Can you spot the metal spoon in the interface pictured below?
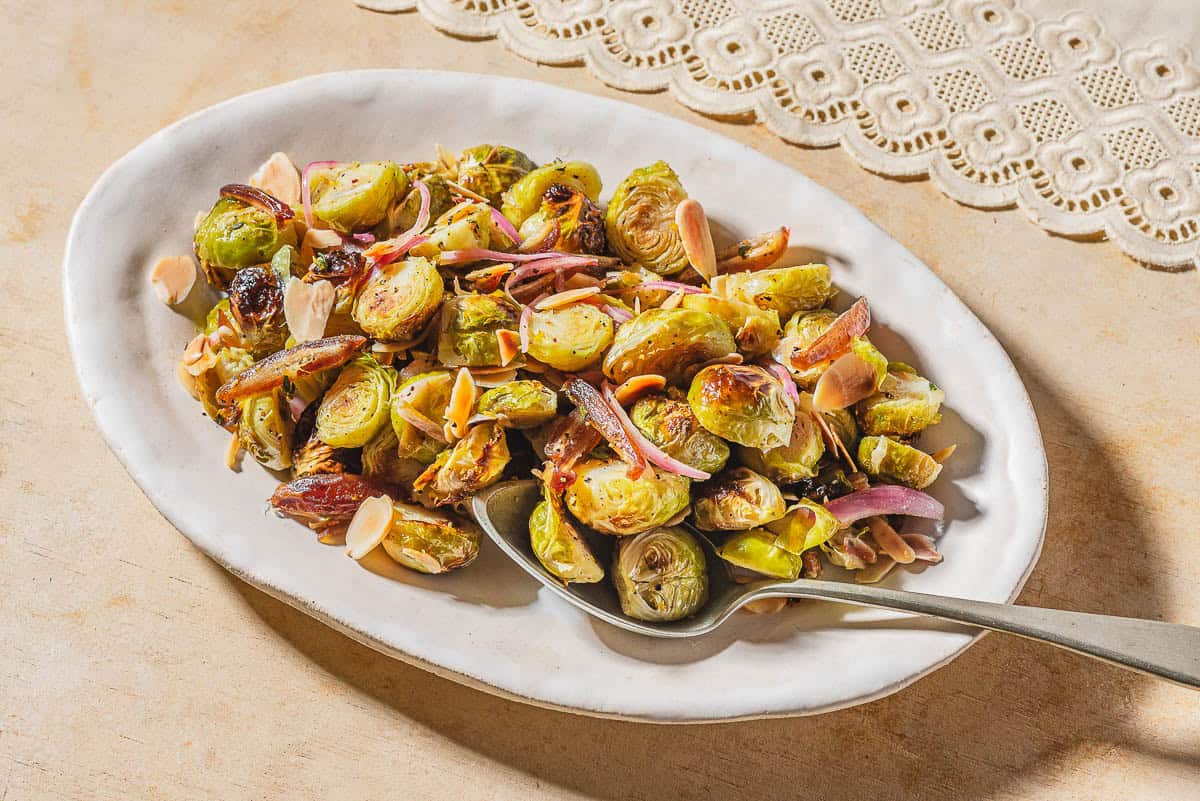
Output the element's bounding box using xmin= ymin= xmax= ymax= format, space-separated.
xmin=471 ymin=480 xmax=1200 ymax=689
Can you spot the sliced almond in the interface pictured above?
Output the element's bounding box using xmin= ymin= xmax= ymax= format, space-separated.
xmin=248 ymin=152 xmax=301 ymax=208
xmin=446 ymin=368 xmax=477 ymax=440
xmin=444 ymin=178 xmax=490 ymax=204
xmin=716 ymin=226 xmax=789 ymax=274
xmin=931 ymin=444 xmax=958 ymax=463
xmin=224 ymin=433 xmax=243 ymax=472
xmin=345 ymin=495 xmax=395 ymax=560
xmin=612 ymin=374 xmax=667 ymax=406
xmin=372 ymin=341 xmax=409 ymax=354
xmin=283 ymin=277 xmax=335 ymax=344
xmin=707 ymin=274 xmax=728 ymax=297
xmin=743 ymin=597 xmax=788 ymax=615
xmin=675 ymin=199 xmax=716 ymax=279
xmin=401 ymin=547 xmax=445 ymax=575
xmin=659 ymin=289 xmax=686 ymax=310
xmin=535 ymin=286 xmax=602 ymax=310
xmin=182 ymin=333 xmax=220 ymax=377
xmin=471 ymin=367 xmax=518 ymax=387
xmin=300 ymin=227 xmax=344 ymax=264
xmin=435 ymin=142 xmax=458 ymax=173
xmin=855 ymin=555 xmax=898 ymax=584
xmin=812 ymin=352 xmax=877 ymax=411
xmin=496 ymin=329 xmax=522 ymax=366
xmin=866 ymin=516 xmax=916 ymax=564
xmin=150 ymin=256 xmax=197 ymax=305
xmin=562 ymin=273 xmax=603 ymax=290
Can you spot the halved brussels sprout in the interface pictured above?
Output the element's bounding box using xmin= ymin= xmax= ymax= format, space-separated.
xmin=194 ymin=197 xmax=297 ymax=286
xmin=310 ymin=161 xmax=407 ymax=233
xmin=381 ymin=502 xmax=480 ymax=574
xmin=413 ymin=421 xmax=511 ymax=506
xmin=527 ymin=303 xmax=614 ymax=372
xmin=858 ymin=435 xmax=942 ymax=489
xmin=629 ymin=395 xmax=730 ymax=475
xmin=455 ymin=144 xmax=535 ymax=204
xmin=192 ymin=345 xmax=255 ymax=424
xmin=564 ymin=457 xmax=691 ymax=536
xmin=410 ymin=201 xmax=493 ymax=258
xmin=857 ymin=365 xmax=944 ymax=436
xmin=716 ymin=528 xmax=804 ymax=580
xmin=352 ymin=256 xmax=444 ymax=342
xmin=765 ymin=499 xmax=840 ymax=555
xmin=314 ymin=355 xmax=395 ymax=448
xmin=605 ymin=161 xmax=689 ymax=275
xmin=437 ymin=292 xmax=522 ymax=367
xmin=691 ymin=467 xmax=786 ymax=531
xmin=529 ymin=483 xmax=604 ymax=584
xmin=291 ymin=430 xmax=344 ymax=479
xmin=390 ymin=370 xmax=454 ymax=464
xmin=238 ymin=389 xmax=294 ymax=470
xmin=687 ymin=364 xmax=795 ymax=450
xmin=518 ymin=184 xmax=607 ymax=254
xmin=721 ymin=264 xmax=835 ymax=319
xmin=681 ymin=293 xmax=781 ymax=357
xmin=602 ymin=308 xmax=735 ymax=386
xmin=851 ymin=337 xmax=888 ymax=389
xmin=738 ymin=393 xmax=825 ymax=482
xmin=781 ymin=309 xmax=838 ymax=389
xmin=502 ymin=160 xmax=602 ymax=226
xmin=386 ymin=173 xmax=454 ymax=235
xmin=613 ymin=526 xmax=708 ymax=622
xmin=226 ymin=265 xmax=288 ymax=356
xmin=362 ymin=425 xmax=426 ymax=486
xmin=476 ymin=380 xmax=558 ymax=429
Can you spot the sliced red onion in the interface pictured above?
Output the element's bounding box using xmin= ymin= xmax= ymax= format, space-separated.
xmin=399 ymin=180 xmax=432 ymax=242
xmin=518 ymin=302 xmax=535 ymax=353
xmin=765 ymin=362 xmax=799 ymax=405
xmin=288 ymin=392 xmax=312 ymax=422
xmin=601 ymin=383 xmax=710 ymax=480
xmin=220 ymin=184 xmax=295 ymax=225
xmin=301 ymin=161 xmax=343 ymax=229
xmin=825 ymin=486 xmax=944 ymax=526
xmin=440 ymin=248 xmax=594 ymax=265
xmin=489 ymin=207 xmax=522 ymax=246
xmin=602 ymin=304 xmax=633 ymax=323
xmin=636 ymin=280 xmax=706 ymax=294
xmin=366 ymin=235 xmax=429 ymax=268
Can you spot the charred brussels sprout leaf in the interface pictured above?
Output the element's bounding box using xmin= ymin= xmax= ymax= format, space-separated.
xmin=238 ymin=389 xmax=294 ymax=471
xmin=437 ymin=292 xmax=522 ymax=367
xmin=518 ymin=184 xmax=607 ymax=255
xmin=314 ymin=356 xmax=396 ymax=448
xmin=352 ymin=256 xmax=443 ymax=343
xmin=194 ymin=197 xmax=297 ymax=286
xmin=613 ymin=527 xmax=708 ymax=622
xmin=765 ymin=499 xmax=840 ymax=555
xmin=629 ymin=395 xmax=730 ymax=475
xmin=390 ymin=370 xmax=454 ymax=464
xmin=721 ymin=264 xmax=835 ymax=319
xmin=857 ymin=365 xmax=944 ymax=436
xmin=414 ymin=422 xmax=510 ymax=507
xmin=602 ymin=308 xmax=735 ymax=386
xmin=681 ymin=293 xmax=781 ymax=358
xmin=738 ymin=393 xmax=825 ymax=483
xmin=311 ymin=161 xmax=407 ymax=233
xmin=528 ymin=303 xmax=614 ymax=372
xmin=716 ymin=528 xmax=804 ymax=580
xmin=688 ymin=364 xmax=796 ymax=450
xmin=455 ymin=144 xmax=535 ymax=205
xmin=529 ymin=484 xmax=604 ymax=584
xmin=857 ymin=435 xmax=942 ymax=489
xmin=605 ymin=161 xmax=689 ymax=275
xmin=502 ymin=160 xmax=602 ymax=227
xmin=564 ymin=458 xmax=691 ymax=536
xmin=381 ymin=502 xmax=481 ymax=574
xmin=477 ymin=380 xmax=558 ymax=429
xmin=691 ymin=467 xmax=786 ymax=531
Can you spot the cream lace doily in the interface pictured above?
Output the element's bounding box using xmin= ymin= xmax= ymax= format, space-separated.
xmin=360 ymin=0 xmax=1200 ymax=271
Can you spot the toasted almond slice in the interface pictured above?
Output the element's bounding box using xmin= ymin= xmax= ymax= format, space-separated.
xmin=812 ymin=352 xmax=877 ymax=411
xmin=866 ymin=516 xmax=916 ymax=564
xmin=445 ymin=178 xmax=489 ymax=204
xmin=708 ymin=274 xmax=728 ymax=297
xmin=446 ymin=368 xmax=477 ymax=439
xmin=675 ymin=199 xmax=716 ymax=279
xmin=535 ymin=286 xmax=602 ymax=310
xmin=931 ymin=444 xmax=958 ymax=463
xmin=562 ymin=273 xmax=603 ymax=290
xmin=345 ymin=495 xmax=395 ymax=560
xmin=300 ymin=227 xmax=343 ymax=264
xmin=743 ymin=597 xmax=788 ymax=615
xmin=393 ymin=406 xmax=449 ymax=443
xmin=283 ymin=277 xmax=335 ymax=344
xmin=613 ymin=374 xmax=667 ymax=406
xmin=496 ymin=329 xmax=522 ymax=366
xmin=225 ymin=433 xmax=242 ymax=472
xmin=182 ymin=334 xmax=220 ymax=377
xmin=317 ymin=530 xmax=346 ymax=546
xmin=248 ymin=152 xmax=301 ymax=208
xmin=659 ymin=289 xmax=686 ymax=310
xmin=435 ymin=143 xmax=458 ymax=173
xmin=150 ymin=256 xmax=197 ymax=305
xmin=372 ymin=341 xmax=408 ymax=354
xmin=855 ymin=555 xmax=898 ymax=584
xmin=471 ymin=367 xmax=518 ymax=387
xmin=401 ymin=547 xmax=445 ymax=574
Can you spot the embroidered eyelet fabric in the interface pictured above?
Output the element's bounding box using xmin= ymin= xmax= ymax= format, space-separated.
xmin=359 ymin=0 xmax=1200 ymax=270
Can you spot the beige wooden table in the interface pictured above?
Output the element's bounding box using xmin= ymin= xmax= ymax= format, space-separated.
xmin=3 ymin=3 xmax=1198 ymax=799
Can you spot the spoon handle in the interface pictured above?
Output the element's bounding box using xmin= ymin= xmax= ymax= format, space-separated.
xmin=760 ymin=581 xmax=1200 ymax=688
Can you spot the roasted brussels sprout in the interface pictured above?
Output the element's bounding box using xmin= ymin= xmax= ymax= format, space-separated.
xmin=518 ymin=183 xmax=607 ymax=254
xmin=352 ymin=256 xmax=443 ymax=343
xmin=455 ymin=144 xmax=535 ymax=204
xmin=381 ymin=502 xmax=481 ymax=574
xmin=390 ymin=370 xmax=453 ymax=464
xmin=386 ymin=173 xmax=454 ymax=235
xmin=191 ymin=345 xmax=255 ymax=424
xmin=857 ymin=365 xmax=944 ymax=436
xmin=858 ymin=435 xmax=942 ymax=489
xmin=314 ymin=355 xmax=396 ymax=448
xmin=738 ymin=393 xmax=825 ymax=483
xmin=613 ymin=527 xmax=708 ymax=621
xmin=310 ymin=161 xmax=407 ymax=233
xmin=362 ymin=425 xmax=426 ymax=486
xmin=629 ymin=395 xmax=730 ymax=475
xmin=227 ymin=265 xmax=288 ymax=356
xmin=501 ymin=160 xmax=602 ymax=227
xmin=765 ymin=499 xmax=840 ymax=555
xmin=602 ymin=308 xmax=735 ymax=386
xmin=720 ymin=264 xmax=835 ymax=319
xmin=605 ymin=161 xmax=689 ymax=275
xmin=437 ymin=292 xmax=522 ymax=367
xmin=238 ymin=389 xmax=294 ymax=470
xmin=781 ymin=309 xmax=838 ymax=389
xmin=716 ymin=528 xmax=804 ymax=580
xmin=529 ymin=483 xmax=604 ymax=584
xmin=681 ymin=293 xmax=781 ymax=358
xmin=476 ymin=380 xmax=558 ymax=429
xmin=194 ymin=196 xmax=297 ymax=286
xmin=413 ymin=421 xmax=511 ymax=506
xmin=688 ymin=364 xmax=796 ymax=450
xmin=691 ymin=467 xmax=786 ymax=531
xmin=411 ymin=201 xmax=493 ymax=258
xmin=527 ymin=303 xmax=614 ymax=372
xmin=564 ymin=457 xmax=691 ymax=536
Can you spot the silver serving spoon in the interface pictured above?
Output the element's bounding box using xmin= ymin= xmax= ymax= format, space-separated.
xmin=471 ymin=480 xmax=1200 ymax=688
